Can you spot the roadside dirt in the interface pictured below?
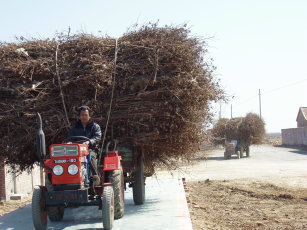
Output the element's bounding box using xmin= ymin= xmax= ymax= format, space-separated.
xmin=262 ymin=135 xmax=282 ymax=146
xmin=186 ymin=179 xmax=307 ymax=230
xmin=0 ymin=195 xmax=31 ymax=217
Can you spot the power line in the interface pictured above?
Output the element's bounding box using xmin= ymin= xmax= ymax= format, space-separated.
xmin=234 ymin=78 xmax=307 ymax=105
xmin=217 ymin=78 xmax=307 ymax=119
xmin=263 ymin=78 xmax=307 ymax=95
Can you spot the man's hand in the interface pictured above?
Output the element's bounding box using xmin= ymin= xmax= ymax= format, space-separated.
xmin=83 ymin=141 xmax=90 ymax=145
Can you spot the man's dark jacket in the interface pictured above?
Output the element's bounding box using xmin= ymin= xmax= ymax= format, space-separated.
xmin=68 ymin=120 xmax=102 ymax=146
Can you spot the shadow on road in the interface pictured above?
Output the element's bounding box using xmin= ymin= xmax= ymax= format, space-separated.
xmin=275 ymin=145 xmax=307 ymax=155
xmin=205 ymin=156 xmax=249 ymax=161
xmin=289 ymin=150 xmax=307 ymax=156
xmin=192 ymin=156 xmax=229 ymax=161
xmin=124 ymin=198 xmax=160 ymax=216
xmin=0 ymin=197 xmax=160 ymax=230
xmin=206 ymin=156 xmax=226 ymax=161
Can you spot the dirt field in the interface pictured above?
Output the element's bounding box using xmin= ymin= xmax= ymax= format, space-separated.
xmin=157 ymin=144 xmax=307 ymax=229
xmin=0 ymin=195 xmax=31 ymax=217
xmin=186 ymin=179 xmax=307 ymax=230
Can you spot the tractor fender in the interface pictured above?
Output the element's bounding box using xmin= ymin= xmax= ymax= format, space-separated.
xmin=104 ymin=151 xmax=122 ymax=171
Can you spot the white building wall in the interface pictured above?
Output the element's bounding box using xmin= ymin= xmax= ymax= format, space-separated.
xmin=5 ymin=164 xmax=42 ymax=200
xmin=282 ymin=127 xmax=307 ymax=145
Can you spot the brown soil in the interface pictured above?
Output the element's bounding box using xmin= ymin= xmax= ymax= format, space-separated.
xmin=186 ymin=180 xmax=307 ymax=230
xmin=0 ymin=195 xmax=31 ymax=216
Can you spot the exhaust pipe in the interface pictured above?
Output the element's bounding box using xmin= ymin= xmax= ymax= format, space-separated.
xmin=36 ymin=113 xmax=51 ymax=171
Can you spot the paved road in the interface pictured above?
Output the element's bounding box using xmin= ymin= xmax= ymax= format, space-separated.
xmin=159 ymin=145 xmax=307 ymax=188
xmin=0 ymin=178 xmax=192 ymax=230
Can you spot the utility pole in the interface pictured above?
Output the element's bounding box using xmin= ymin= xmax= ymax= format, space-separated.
xmin=259 ymin=89 xmax=262 ymax=119
xmin=231 ymin=104 xmax=233 ymax=119
xmin=219 ymin=101 xmax=222 ymax=119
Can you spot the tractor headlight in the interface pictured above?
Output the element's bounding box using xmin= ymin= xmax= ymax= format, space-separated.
xmin=53 ymin=165 xmax=64 ymax=176
xmin=68 ymin=164 xmax=78 ymax=175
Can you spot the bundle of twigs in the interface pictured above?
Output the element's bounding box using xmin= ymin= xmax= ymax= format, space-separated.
xmin=211 ymin=113 xmax=265 ymax=145
xmin=0 ymin=24 xmax=222 ymax=171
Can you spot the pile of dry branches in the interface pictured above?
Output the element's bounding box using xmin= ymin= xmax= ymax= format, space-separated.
xmin=0 ymin=24 xmax=222 ymax=171
xmin=211 ymin=113 xmax=265 ymax=145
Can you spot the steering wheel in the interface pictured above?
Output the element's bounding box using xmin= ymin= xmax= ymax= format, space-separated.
xmin=68 ymin=136 xmax=90 ymax=144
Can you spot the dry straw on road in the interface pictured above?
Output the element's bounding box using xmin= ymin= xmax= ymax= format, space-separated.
xmin=0 ymin=24 xmax=223 ymax=171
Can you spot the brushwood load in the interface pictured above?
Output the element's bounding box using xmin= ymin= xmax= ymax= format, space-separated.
xmin=0 ymin=24 xmax=223 ymax=172
xmin=211 ymin=113 xmax=265 ymax=158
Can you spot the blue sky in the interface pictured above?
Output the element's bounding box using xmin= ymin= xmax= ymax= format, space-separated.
xmin=1 ymin=0 xmax=306 ymax=132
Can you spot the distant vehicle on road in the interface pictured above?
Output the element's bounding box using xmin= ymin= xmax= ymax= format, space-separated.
xmin=224 ymin=140 xmax=250 ymax=159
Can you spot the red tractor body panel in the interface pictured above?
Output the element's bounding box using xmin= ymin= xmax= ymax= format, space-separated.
xmin=44 ymin=144 xmax=122 ymax=186
xmin=52 ymin=157 xmax=83 ymax=185
xmin=49 ymin=143 xmax=89 ymax=157
xmin=46 ymin=144 xmax=89 ymax=185
xmin=104 ymin=151 xmax=122 ymax=171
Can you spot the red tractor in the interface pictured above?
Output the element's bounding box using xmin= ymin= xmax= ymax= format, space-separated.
xmin=32 ymin=114 xmax=125 ymax=230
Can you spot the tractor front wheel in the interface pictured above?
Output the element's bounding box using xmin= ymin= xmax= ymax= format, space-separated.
xmin=110 ymin=165 xmax=125 ymax=219
xmin=48 ymin=206 xmax=64 ymax=221
xmin=102 ymin=186 xmax=114 ymax=230
xmin=32 ymin=188 xmax=47 ymax=230
xmin=132 ymin=158 xmax=145 ymax=205
xmin=224 ymin=152 xmax=230 ymax=159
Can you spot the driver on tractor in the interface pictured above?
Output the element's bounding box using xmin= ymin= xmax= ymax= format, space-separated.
xmin=68 ymin=106 xmax=101 ymax=146
xmin=67 ymin=106 xmax=102 ymax=181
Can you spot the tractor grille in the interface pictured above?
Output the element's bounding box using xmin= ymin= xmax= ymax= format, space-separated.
xmin=52 ymin=145 xmax=78 ymax=157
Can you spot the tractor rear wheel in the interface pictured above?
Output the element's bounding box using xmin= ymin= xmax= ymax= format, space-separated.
xmin=102 ymin=186 xmax=114 ymax=230
xmin=237 ymin=150 xmax=241 ymax=159
xmin=132 ymin=158 xmax=145 ymax=205
xmin=246 ymin=146 xmax=250 ymax=157
xmin=47 ymin=206 xmax=64 ymax=221
xmin=239 ymin=146 xmax=244 ymax=158
xmin=110 ymin=165 xmax=125 ymax=219
xmin=32 ymin=188 xmax=47 ymax=230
